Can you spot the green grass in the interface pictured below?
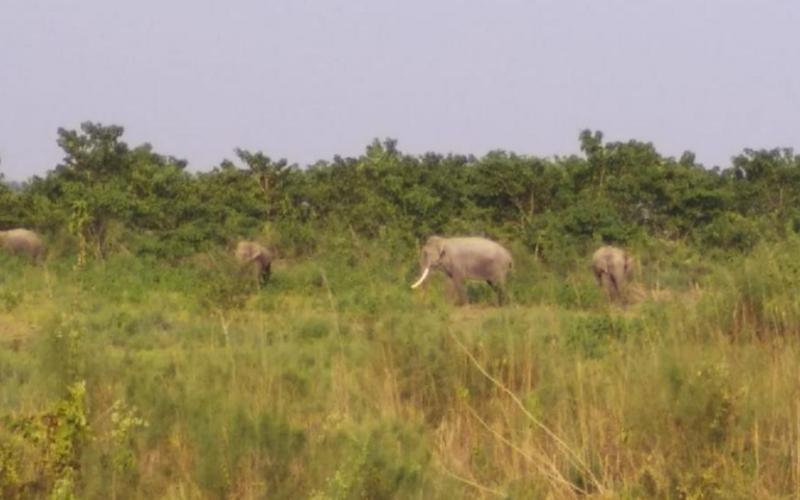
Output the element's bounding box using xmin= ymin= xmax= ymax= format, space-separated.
xmin=2 ymin=239 xmax=800 ymax=498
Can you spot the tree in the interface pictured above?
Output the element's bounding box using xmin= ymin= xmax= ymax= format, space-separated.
xmin=39 ymin=122 xmax=190 ymax=258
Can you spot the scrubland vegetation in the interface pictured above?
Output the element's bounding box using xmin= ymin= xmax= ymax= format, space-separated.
xmin=2 ymin=124 xmax=800 ymax=498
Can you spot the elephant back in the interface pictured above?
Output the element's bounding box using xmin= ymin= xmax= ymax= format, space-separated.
xmin=0 ymin=228 xmax=44 ymax=260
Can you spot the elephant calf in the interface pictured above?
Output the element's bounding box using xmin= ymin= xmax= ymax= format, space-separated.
xmin=411 ymin=236 xmax=513 ymax=305
xmin=0 ymin=228 xmax=44 ymax=262
xmin=234 ymin=241 xmax=272 ymax=286
xmin=592 ymin=245 xmax=633 ymax=303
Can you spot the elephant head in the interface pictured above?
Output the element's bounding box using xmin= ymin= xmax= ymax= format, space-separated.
xmin=591 ymin=245 xmax=634 ymax=302
xmin=234 ymin=240 xmax=272 ymax=285
xmin=411 ymin=236 xmax=447 ymax=289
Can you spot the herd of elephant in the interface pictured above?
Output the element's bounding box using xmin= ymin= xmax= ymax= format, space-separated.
xmin=1 ymin=229 xmax=633 ymax=305
xmin=408 ymin=236 xmax=632 ymax=305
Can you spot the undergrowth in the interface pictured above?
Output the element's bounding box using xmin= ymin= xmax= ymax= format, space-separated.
xmin=2 ymin=238 xmax=800 ymax=498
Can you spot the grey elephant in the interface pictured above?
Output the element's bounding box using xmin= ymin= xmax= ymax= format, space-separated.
xmin=234 ymin=240 xmax=272 ymax=285
xmin=0 ymin=228 xmax=44 ymax=261
xmin=592 ymin=245 xmax=633 ymax=303
xmin=411 ymin=236 xmax=513 ymax=305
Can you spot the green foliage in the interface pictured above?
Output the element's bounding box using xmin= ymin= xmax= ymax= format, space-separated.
xmin=0 ymin=175 xmax=23 ymax=229
xmin=109 ymin=400 xmax=148 ymax=476
xmin=195 ymin=249 xmax=260 ymax=312
xmin=697 ymin=212 xmax=765 ymax=251
xmin=310 ymin=424 xmax=428 ymax=500
xmin=668 ymin=361 xmax=737 ymax=447
xmin=0 ymin=289 xmax=22 ymax=312
xmin=2 ymin=381 xmax=88 ymax=499
xmin=2 ymin=239 xmax=800 ymax=497
xmin=696 ymin=237 xmax=800 ymax=339
xmin=39 ymin=314 xmax=88 ymax=386
xmin=6 ymin=125 xmax=800 ymax=498
xmin=10 ymin=124 xmax=800 ymax=261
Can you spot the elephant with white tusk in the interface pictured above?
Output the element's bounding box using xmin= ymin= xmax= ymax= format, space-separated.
xmin=0 ymin=228 xmax=44 ymax=262
xmin=592 ymin=245 xmax=634 ymax=303
xmin=411 ymin=236 xmax=513 ymax=305
xmin=234 ymin=240 xmax=272 ymax=286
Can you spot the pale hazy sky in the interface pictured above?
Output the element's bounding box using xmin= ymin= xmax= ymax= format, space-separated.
xmin=1 ymin=0 xmax=799 ymax=180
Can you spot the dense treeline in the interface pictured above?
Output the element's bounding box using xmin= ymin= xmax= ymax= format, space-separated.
xmin=3 ymin=122 xmax=799 ymax=260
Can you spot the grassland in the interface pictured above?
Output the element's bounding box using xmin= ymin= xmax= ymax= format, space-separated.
xmin=2 ymin=237 xmax=800 ymax=499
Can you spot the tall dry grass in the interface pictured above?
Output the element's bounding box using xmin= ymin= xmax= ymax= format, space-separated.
xmin=2 ymin=238 xmax=800 ymax=498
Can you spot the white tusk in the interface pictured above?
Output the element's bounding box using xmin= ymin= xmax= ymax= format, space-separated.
xmin=411 ymin=267 xmax=430 ymax=289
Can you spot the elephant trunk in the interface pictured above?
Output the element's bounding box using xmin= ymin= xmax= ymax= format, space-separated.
xmin=411 ymin=267 xmax=430 ymax=289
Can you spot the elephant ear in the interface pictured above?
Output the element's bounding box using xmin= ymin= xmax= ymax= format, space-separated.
xmin=245 ymin=249 xmax=261 ymax=262
xmin=435 ymin=239 xmax=448 ymax=260
xmin=425 ymin=236 xmax=446 ymax=259
xmin=438 ymin=241 xmax=454 ymax=268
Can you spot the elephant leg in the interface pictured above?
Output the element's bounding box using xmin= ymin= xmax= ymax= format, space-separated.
xmin=608 ymin=273 xmax=621 ymax=301
xmin=448 ymin=276 xmax=467 ymax=305
xmin=252 ymin=266 xmax=262 ymax=289
xmin=498 ymin=285 xmax=508 ymax=306
xmin=594 ymin=271 xmax=603 ymax=288
xmin=612 ymin=273 xmax=627 ymax=304
xmin=261 ymin=263 xmax=272 ymax=285
xmin=487 ymin=280 xmax=507 ymax=306
xmin=600 ymin=273 xmax=615 ymax=301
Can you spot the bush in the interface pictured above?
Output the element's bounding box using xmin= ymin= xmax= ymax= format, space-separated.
xmin=696 ymin=238 xmax=800 ymax=339
xmin=697 ymin=213 xmax=764 ymax=252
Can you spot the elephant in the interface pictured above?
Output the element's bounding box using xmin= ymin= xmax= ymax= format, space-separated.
xmin=411 ymin=236 xmax=513 ymax=305
xmin=234 ymin=240 xmax=272 ymax=286
xmin=0 ymin=228 xmax=44 ymax=261
xmin=592 ymin=245 xmax=633 ymax=303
